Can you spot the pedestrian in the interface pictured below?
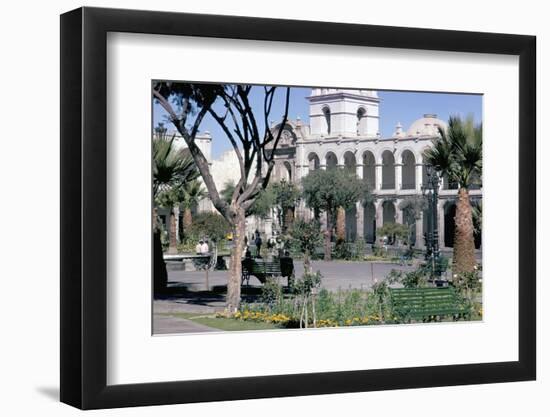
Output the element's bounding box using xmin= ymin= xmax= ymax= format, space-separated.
xmin=195 ymin=240 xmax=203 ymax=255
xmin=255 ymin=233 xmax=262 ymax=258
xmin=201 ymin=239 xmax=210 ymax=254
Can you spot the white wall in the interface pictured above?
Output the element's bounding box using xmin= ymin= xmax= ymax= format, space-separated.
xmin=0 ymin=0 xmax=546 ymax=416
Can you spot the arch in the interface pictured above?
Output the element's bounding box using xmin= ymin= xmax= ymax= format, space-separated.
xmin=363 ymin=202 xmax=376 ymax=243
xmin=420 ymin=147 xmax=431 ymax=187
xmin=472 ymin=199 xmax=482 ymax=249
xmin=401 ymin=149 xmax=416 ymax=190
xmin=381 ymin=150 xmax=395 ymax=190
xmin=343 ymin=150 xmax=356 ymax=173
xmin=382 ymin=200 xmax=396 ymax=224
xmin=325 ymin=151 xmax=338 ymax=170
xmin=443 ymin=201 xmax=456 ymax=248
xmin=362 ymin=150 xmax=376 ymax=189
xmin=273 ymin=162 xmax=290 ymax=182
xmin=283 ymin=161 xmax=292 ymax=182
xmin=345 ymin=205 xmax=357 ymax=242
xmin=308 ymin=152 xmax=320 ymax=171
xmin=322 ymin=105 xmax=331 ymax=134
xmin=402 ymin=204 xmax=417 ymax=245
xmin=443 ymin=174 xmax=459 ymax=190
xmin=356 ymin=106 xmax=367 ymax=135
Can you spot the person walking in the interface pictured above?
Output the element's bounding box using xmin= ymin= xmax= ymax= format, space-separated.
xmin=255 ymin=232 xmax=262 ymax=258
xmin=201 ymin=239 xmax=210 ymax=254
xmin=195 ymin=240 xmax=203 ymax=255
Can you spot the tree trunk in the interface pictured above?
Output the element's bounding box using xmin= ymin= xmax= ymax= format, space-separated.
xmin=153 ymin=207 xmax=168 ymax=294
xmin=183 ymin=207 xmax=193 ymax=237
xmin=168 ymin=207 xmax=178 ymax=254
xmin=283 ymin=206 xmax=294 ymax=233
xmin=226 ymin=209 xmax=246 ymax=313
xmin=453 ymin=187 xmax=477 ymax=274
xmin=336 ymin=207 xmax=346 ymax=243
xmin=324 ymin=209 xmax=333 ymax=261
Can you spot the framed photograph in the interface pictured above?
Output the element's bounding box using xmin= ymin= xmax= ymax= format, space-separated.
xmin=60 ymin=6 xmax=536 ymax=410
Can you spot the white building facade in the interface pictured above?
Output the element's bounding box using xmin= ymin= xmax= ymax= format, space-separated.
xmin=264 ymin=88 xmax=482 ymax=250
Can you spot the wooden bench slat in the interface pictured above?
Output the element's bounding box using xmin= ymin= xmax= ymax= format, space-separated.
xmin=389 ymin=287 xmax=467 ymax=321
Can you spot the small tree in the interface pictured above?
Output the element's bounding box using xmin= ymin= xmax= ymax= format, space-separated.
xmin=289 ymin=219 xmax=324 ymax=273
xmin=399 ymin=196 xmax=428 ymax=245
xmin=302 ymin=169 xmax=370 ymax=260
xmin=188 ymin=212 xmax=231 ymax=243
xmin=180 ymin=180 xmax=206 ymax=236
xmin=156 ymin=187 xmax=183 ymax=254
xmin=377 ymin=223 xmax=410 ymax=246
xmin=272 ymin=179 xmax=301 ymax=233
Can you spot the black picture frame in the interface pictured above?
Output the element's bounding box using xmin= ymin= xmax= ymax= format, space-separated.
xmin=60 ymin=6 xmax=536 ymax=410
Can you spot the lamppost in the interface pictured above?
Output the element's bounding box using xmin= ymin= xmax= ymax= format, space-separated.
xmin=421 ymin=164 xmax=441 ymax=281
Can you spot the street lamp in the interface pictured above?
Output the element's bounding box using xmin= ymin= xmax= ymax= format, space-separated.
xmin=421 ymin=164 xmax=442 ymax=282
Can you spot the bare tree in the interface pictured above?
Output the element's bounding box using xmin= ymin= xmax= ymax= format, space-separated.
xmin=152 ymin=82 xmax=290 ymax=312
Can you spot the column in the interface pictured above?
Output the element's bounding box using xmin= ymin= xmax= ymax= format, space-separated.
xmin=395 ymin=163 xmax=402 ymax=191
xmin=395 ymin=200 xmax=403 ymax=224
xmin=356 ymin=202 xmax=364 ymax=240
xmin=415 ymin=163 xmax=423 ymax=192
xmin=355 ymin=163 xmax=365 ymax=240
xmin=375 ymin=200 xmax=383 ymax=226
xmin=356 ymin=164 xmax=364 ymax=180
xmin=375 ymin=164 xmax=383 ymax=191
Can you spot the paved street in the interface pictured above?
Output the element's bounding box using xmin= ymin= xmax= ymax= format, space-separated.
xmin=165 ymin=259 xmax=416 ymax=293
xmin=153 ymin=314 xmax=216 ymax=335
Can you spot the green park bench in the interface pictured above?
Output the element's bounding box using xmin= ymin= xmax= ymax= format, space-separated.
xmin=389 ymin=287 xmax=469 ymax=322
xmin=241 ymin=257 xmax=294 ymax=287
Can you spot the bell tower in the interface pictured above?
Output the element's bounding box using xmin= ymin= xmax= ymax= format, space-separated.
xmin=308 ymin=88 xmax=380 ymax=138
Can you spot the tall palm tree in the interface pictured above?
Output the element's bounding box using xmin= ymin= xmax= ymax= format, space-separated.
xmin=180 ymin=179 xmax=207 ymax=235
xmin=153 ymin=126 xmax=199 ymax=198
xmin=152 ymin=124 xmax=200 ymax=291
xmin=424 ymin=115 xmax=482 ymax=274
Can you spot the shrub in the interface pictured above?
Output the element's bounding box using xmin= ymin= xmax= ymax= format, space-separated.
xmin=376 ymin=223 xmax=409 ymax=245
xmin=386 ymin=268 xmax=429 ymax=289
xmin=288 ymin=219 xmax=323 ymax=270
xmin=354 ymin=238 xmax=367 ymax=260
xmin=187 ymin=212 xmax=231 ymax=242
xmin=333 ymin=241 xmax=354 ymax=260
xmin=260 ymin=278 xmax=284 ymax=308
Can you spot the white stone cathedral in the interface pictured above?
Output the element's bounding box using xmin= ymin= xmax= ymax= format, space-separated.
xmin=166 ymin=88 xmax=482 ymax=251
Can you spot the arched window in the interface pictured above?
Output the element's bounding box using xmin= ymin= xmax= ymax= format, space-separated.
xmin=381 ymin=150 xmax=395 ymax=190
xmin=322 ymin=106 xmax=331 ymax=134
xmin=283 ymin=161 xmax=292 ymax=181
xmin=325 ymin=152 xmax=338 ymax=170
xmin=382 ymin=201 xmax=396 ymax=224
xmin=308 ymin=153 xmax=320 ymax=171
xmin=356 ymin=107 xmax=367 ymax=135
xmin=401 ymin=150 xmax=416 ymax=190
xmin=343 ymin=151 xmax=356 ymax=174
xmin=362 ymin=151 xmax=376 ymax=189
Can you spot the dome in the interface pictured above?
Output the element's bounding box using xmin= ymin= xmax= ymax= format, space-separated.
xmin=406 ymin=114 xmax=447 ymax=137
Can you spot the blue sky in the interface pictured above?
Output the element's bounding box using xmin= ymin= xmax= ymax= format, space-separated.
xmin=153 ymin=85 xmax=482 ymax=159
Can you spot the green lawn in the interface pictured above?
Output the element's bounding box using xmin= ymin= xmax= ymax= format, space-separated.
xmin=160 ymin=312 xmax=280 ymax=331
